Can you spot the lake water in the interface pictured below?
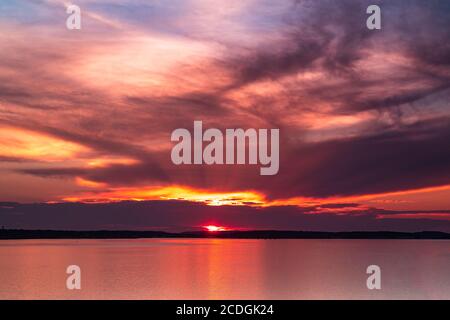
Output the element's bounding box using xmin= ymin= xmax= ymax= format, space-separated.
xmin=0 ymin=239 xmax=449 ymax=299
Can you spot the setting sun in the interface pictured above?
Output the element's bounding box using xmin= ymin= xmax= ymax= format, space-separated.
xmin=203 ymin=225 xmax=227 ymax=232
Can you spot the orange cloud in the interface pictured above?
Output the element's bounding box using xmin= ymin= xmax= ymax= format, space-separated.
xmin=0 ymin=126 xmax=89 ymax=161
xmin=61 ymin=183 xmax=450 ymax=214
xmin=75 ymin=177 xmax=107 ymax=189
xmin=62 ymin=185 xmax=266 ymax=206
xmin=86 ymin=157 xmax=138 ymax=168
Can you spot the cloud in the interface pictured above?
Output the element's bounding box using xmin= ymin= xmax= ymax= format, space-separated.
xmin=1 ymin=0 xmax=450 ymax=213
xmin=2 ymin=200 xmax=450 ymax=232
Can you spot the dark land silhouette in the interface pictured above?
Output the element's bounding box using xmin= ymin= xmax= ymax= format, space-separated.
xmin=1 ymin=229 xmax=450 ymax=240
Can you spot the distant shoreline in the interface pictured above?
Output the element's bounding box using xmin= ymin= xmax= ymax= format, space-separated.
xmin=1 ymin=229 xmax=450 ymax=240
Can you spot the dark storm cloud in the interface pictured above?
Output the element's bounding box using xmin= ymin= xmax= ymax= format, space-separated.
xmin=16 ymin=116 xmax=450 ymax=199
xmin=17 ymin=167 xmax=87 ymax=178
xmin=265 ymin=117 xmax=450 ymax=198
xmin=72 ymin=117 xmax=450 ymax=198
xmin=230 ymin=39 xmax=325 ymax=87
xmin=1 ymin=200 xmax=450 ymax=232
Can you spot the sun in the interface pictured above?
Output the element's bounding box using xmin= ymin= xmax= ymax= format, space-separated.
xmin=203 ymin=225 xmax=227 ymax=232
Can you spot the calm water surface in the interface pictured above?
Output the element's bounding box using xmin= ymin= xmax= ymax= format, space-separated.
xmin=0 ymin=239 xmax=449 ymax=299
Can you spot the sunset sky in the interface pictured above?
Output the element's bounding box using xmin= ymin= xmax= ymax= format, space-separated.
xmin=1 ymin=0 xmax=450 ymax=232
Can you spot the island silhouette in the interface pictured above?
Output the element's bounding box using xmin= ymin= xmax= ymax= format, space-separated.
xmin=1 ymin=229 xmax=450 ymax=240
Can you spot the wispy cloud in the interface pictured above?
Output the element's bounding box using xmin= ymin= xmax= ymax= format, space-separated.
xmin=1 ymin=0 xmax=450 ymax=229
